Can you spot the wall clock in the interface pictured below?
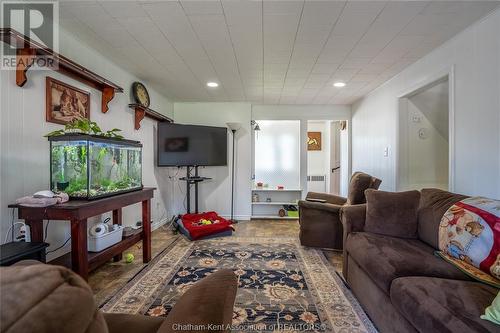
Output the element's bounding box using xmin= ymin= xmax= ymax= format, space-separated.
xmin=132 ymin=82 xmax=150 ymax=108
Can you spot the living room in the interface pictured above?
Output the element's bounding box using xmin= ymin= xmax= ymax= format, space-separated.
xmin=0 ymin=1 xmax=499 ymax=333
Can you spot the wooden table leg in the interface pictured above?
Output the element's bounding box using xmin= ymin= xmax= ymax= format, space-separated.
xmin=142 ymin=199 xmax=151 ymax=263
xmin=112 ymin=209 xmax=123 ymax=262
xmin=25 ymin=219 xmax=44 ymax=242
xmin=71 ymin=219 xmax=88 ymax=280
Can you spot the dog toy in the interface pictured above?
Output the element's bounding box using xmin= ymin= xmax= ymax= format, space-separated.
xmin=125 ymin=253 xmax=135 ymax=263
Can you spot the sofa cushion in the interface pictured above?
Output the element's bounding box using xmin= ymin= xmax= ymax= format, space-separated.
xmin=365 ymin=189 xmax=421 ymax=238
xmin=390 ymin=276 xmax=499 ymax=333
xmin=345 ymin=232 xmax=471 ymax=294
xmin=346 ymin=172 xmax=381 ymax=205
xmin=418 ymin=188 xmax=468 ymax=249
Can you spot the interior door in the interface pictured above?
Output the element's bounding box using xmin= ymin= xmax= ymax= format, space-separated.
xmin=330 ymin=122 xmax=341 ymax=195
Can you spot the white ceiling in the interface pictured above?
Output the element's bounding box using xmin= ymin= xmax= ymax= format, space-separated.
xmin=59 ymin=1 xmax=500 ymax=105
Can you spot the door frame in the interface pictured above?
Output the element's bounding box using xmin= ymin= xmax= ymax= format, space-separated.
xmin=395 ymin=65 xmax=455 ymax=191
xmin=329 ymin=121 xmax=341 ymax=195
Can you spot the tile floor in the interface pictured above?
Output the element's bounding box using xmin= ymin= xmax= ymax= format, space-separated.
xmin=89 ymin=219 xmax=343 ymax=305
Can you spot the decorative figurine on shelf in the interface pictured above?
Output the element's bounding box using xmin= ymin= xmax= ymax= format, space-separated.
xmin=252 ymin=193 xmax=259 ymax=202
xmin=256 ymin=182 xmax=263 ymax=187
xmin=266 ymin=198 xmax=272 ymax=202
xmin=277 ymin=185 xmax=284 ymax=190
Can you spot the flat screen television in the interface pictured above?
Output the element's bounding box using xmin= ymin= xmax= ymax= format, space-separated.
xmin=157 ymin=123 xmax=228 ymax=167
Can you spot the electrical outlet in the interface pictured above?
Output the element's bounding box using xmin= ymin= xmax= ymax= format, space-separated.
xmin=383 ymin=147 xmax=389 ymax=157
xmin=19 ymin=224 xmax=30 ymax=242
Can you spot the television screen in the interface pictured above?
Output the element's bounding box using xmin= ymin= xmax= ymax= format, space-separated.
xmin=157 ymin=123 xmax=228 ymax=166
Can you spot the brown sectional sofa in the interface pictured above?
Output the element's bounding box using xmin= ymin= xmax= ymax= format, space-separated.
xmin=340 ymin=188 xmax=499 ymax=333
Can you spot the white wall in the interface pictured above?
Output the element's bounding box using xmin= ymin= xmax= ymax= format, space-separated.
xmin=172 ymin=103 xmax=252 ymax=220
xmin=252 ymin=104 xmax=350 ymax=121
xmin=340 ymin=125 xmax=349 ymax=197
xmin=168 ymin=103 xmax=351 ymax=218
xmin=405 ymin=99 xmax=449 ymax=190
xmin=0 ymin=27 xmax=174 ymax=259
xmin=253 ymin=105 xmax=351 ymax=197
xmin=307 ymin=121 xmax=329 ymax=177
xmin=351 ymin=9 xmax=500 ymax=198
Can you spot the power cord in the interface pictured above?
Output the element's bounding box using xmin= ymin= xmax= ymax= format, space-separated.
xmin=168 ymin=166 xmax=187 ymax=212
xmin=10 ymin=209 xmax=14 ymax=242
xmin=44 ymin=220 xmax=50 ymax=241
xmin=4 ymin=222 xmax=26 ymax=243
xmin=46 ymin=237 xmax=71 ymax=255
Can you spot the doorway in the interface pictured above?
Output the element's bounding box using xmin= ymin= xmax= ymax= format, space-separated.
xmin=398 ymin=75 xmax=452 ymax=191
xmin=306 ymin=120 xmax=347 ymax=195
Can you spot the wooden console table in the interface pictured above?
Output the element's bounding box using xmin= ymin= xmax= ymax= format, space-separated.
xmin=9 ymin=188 xmax=155 ymax=280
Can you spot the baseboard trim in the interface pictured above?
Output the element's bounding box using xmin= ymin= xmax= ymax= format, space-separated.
xmin=219 ymin=215 xmax=251 ymax=221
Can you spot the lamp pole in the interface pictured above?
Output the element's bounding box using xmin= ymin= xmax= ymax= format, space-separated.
xmin=226 ymin=122 xmax=241 ymax=223
xmin=231 ymin=129 xmax=236 ymax=223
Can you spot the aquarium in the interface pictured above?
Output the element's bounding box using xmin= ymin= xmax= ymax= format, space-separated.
xmin=49 ymin=134 xmax=143 ymax=199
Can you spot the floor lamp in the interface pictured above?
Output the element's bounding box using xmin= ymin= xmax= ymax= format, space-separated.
xmin=226 ymin=122 xmax=241 ymax=223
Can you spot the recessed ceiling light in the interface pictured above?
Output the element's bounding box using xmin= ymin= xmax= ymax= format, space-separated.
xmin=207 ymin=82 xmax=219 ymax=88
xmin=333 ymin=82 xmax=346 ymax=88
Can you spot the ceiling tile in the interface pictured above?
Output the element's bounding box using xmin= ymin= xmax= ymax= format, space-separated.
xmin=180 ymin=0 xmax=223 ymax=15
xmin=58 ymin=0 xmax=500 ymax=104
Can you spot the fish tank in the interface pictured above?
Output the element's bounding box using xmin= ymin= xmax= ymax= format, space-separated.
xmin=49 ymin=134 xmax=143 ymax=199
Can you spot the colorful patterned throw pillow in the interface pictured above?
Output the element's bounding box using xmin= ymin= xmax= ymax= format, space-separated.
xmin=437 ymin=197 xmax=500 ymax=288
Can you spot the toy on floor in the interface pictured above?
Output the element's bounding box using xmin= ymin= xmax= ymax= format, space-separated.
xmin=196 ymin=218 xmax=220 ymax=226
xmin=125 ymin=253 xmax=134 ymax=263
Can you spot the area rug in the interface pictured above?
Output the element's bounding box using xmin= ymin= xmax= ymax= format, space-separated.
xmin=102 ymin=237 xmax=377 ymax=332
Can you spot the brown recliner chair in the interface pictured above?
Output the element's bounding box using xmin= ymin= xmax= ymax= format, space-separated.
xmin=298 ymin=172 xmax=381 ymax=249
xmin=0 ymin=260 xmax=237 ymax=333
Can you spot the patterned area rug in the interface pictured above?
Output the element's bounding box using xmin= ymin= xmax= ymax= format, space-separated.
xmin=102 ymin=237 xmax=377 ymax=332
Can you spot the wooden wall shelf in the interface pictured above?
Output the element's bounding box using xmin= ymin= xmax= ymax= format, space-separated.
xmin=129 ymin=103 xmax=173 ymax=130
xmin=0 ymin=28 xmax=123 ymax=114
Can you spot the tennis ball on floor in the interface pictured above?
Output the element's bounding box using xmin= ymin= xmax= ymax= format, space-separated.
xmin=125 ymin=253 xmax=134 ymax=263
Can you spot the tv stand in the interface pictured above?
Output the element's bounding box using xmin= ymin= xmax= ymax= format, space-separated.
xmin=179 ymin=166 xmax=211 ymax=214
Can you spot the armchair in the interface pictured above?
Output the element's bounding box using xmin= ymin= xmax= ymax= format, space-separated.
xmin=298 ymin=172 xmax=381 ymax=249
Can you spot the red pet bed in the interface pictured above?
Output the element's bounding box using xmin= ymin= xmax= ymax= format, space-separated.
xmin=180 ymin=211 xmax=233 ymax=240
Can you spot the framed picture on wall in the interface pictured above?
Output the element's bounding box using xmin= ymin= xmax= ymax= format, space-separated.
xmin=307 ymin=131 xmax=322 ymax=151
xmin=46 ymin=77 xmax=90 ymax=125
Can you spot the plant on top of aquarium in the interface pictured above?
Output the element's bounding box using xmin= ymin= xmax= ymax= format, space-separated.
xmin=44 ymin=119 xmax=124 ymax=139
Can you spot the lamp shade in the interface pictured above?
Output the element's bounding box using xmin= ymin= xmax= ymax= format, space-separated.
xmin=226 ymin=122 xmax=242 ymax=131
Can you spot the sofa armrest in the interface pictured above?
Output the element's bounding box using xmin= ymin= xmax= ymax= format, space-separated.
xmin=158 ymin=269 xmax=237 ymax=333
xmin=298 ymin=200 xmax=342 ymax=213
xmin=305 ymin=192 xmax=347 ymax=205
xmin=340 ymin=204 xmax=366 ymax=234
xmin=105 ymin=313 xmax=165 ymax=333
xmin=340 ymin=204 xmax=366 ymax=280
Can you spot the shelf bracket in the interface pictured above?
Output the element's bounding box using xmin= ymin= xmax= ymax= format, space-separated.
xmin=129 ymin=103 xmax=173 ymax=130
xmin=101 ymin=86 xmax=115 ymax=113
xmin=134 ymin=107 xmax=146 ymax=130
xmin=16 ymin=48 xmax=36 ymax=87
